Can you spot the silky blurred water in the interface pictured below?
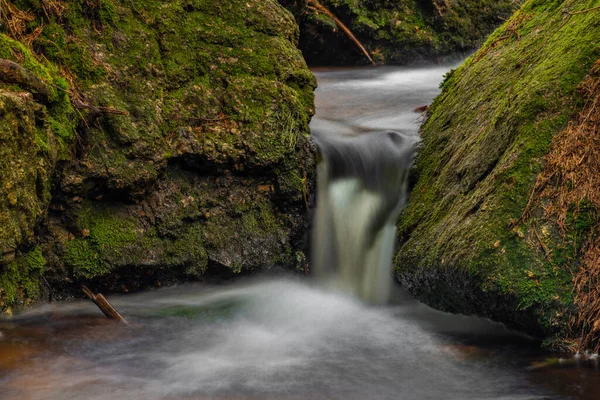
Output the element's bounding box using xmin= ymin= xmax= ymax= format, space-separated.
xmin=1 ymin=66 xmax=599 ymax=399
xmin=0 ymin=277 xmax=561 ymax=400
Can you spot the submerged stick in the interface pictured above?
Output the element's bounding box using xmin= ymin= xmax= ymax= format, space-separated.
xmin=82 ymin=286 xmax=128 ymax=324
xmin=306 ymin=0 xmax=375 ymax=65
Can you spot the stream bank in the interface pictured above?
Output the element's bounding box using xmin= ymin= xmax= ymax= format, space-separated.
xmin=395 ymin=0 xmax=600 ymax=351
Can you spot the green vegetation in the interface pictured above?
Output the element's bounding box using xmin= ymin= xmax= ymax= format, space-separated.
xmin=395 ymin=0 xmax=600 ymax=345
xmin=0 ymin=35 xmax=77 ymax=262
xmin=0 ymin=0 xmax=315 ymax=311
xmin=0 ymin=247 xmax=46 ymax=311
xmin=280 ymin=0 xmax=521 ymax=64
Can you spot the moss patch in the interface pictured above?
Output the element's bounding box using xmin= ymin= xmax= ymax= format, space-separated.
xmin=395 ymin=0 xmax=600 ymax=345
xmin=1 ymin=0 xmax=316 ymax=309
xmin=280 ymin=0 xmax=521 ymax=65
xmin=0 ymin=246 xmax=45 ymax=312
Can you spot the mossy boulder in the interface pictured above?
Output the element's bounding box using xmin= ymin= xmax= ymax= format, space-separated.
xmin=395 ymin=0 xmax=600 ymax=348
xmin=279 ymin=0 xmax=521 ymax=65
xmin=0 ymin=0 xmax=316 ymax=310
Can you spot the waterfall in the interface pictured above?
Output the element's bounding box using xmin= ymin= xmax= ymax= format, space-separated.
xmin=311 ymin=130 xmax=417 ymax=304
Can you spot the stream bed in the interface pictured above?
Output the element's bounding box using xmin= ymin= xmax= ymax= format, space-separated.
xmin=1 ymin=66 xmax=599 ymax=399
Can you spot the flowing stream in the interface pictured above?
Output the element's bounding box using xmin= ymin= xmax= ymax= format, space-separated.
xmin=1 ymin=66 xmax=600 ymax=399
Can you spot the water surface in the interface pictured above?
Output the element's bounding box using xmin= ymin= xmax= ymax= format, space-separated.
xmin=1 ymin=66 xmax=599 ymax=400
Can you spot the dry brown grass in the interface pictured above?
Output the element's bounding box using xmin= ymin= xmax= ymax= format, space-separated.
xmin=0 ymin=1 xmax=67 ymax=47
xmin=523 ymin=59 xmax=600 ymax=351
xmin=41 ymin=0 xmax=66 ymax=20
xmin=0 ymin=0 xmax=35 ymax=39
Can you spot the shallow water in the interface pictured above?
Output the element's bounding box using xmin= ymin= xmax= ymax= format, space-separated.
xmin=1 ymin=277 xmax=598 ymax=400
xmin=2 ymin=66 xmax=600 ymax=399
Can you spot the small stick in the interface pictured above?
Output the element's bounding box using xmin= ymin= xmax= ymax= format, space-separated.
xmin=72 ymin=99 xmax=128 ymax=116
xmin=568 ymin=5 xmax=600 ymax=15
xmin=82 ymin=286 xmax=128 ymax=324
xmin=306 ymin=0 xmax=375 ymax=65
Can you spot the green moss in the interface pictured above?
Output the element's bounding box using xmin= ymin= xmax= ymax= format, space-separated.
xmin=2 ymin=0 xmax=314 ymax=306
xmin=0 ymin=31 xmax=78 ymax=258
xmin=203 ymin=198 xmax=294 ymax=272
xmin=77 ymin=204 xmax=137 ymax=252
xmin=280 ymin=0 xmax=521 ymax=64
xmin=395 ymin=0 xmax=600 ymax=339
xmin=63 ymin=201 xmax=210 ymax=280
xmin=64 ymin=239 xmax=111 ymax=279
xmin=0 ymin=246 xmax=45 ymax=310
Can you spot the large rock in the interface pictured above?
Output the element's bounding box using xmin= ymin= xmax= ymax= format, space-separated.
xmin=395 ymin=0 xmax=600 ymax=349
xmin=0 ymin=0 xmax=315 ymax=310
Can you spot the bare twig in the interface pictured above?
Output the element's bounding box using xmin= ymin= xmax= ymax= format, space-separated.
xmin=568 ymin=5 xmax=600 ymax=15
xmin=306 ymin=0 xmax=375 ymax=65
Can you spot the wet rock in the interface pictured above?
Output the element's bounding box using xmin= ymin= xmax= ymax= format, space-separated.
xmin=395 ymin=0 xmax=600 ymax=347
xmin=0 ymin=0 xmax=316 ymax=309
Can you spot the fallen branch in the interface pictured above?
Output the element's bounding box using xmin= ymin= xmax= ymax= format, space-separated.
xmin=306 ymin=0 xmax=375 ymax=65
xmin=82 ymin=286 xmax=128 ymax=324
xmin=72 ymin=98 xmax=129 ymax=118
xmin=0 ymin=58 xmax=51 ymax=103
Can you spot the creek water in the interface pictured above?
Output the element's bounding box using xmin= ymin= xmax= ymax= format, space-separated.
xmin=1 ymin=66 xmax=600 ymax=399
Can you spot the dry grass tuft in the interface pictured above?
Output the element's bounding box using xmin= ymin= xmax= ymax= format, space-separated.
xmin=41 ymin=0 xmax=66 ymax=20
xmin=0 ymin=0 xmax=35 ymax=39
xmin=524 ymin=59 xmax=600 ymax=351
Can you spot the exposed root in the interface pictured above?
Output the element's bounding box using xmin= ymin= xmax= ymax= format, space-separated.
xmin=72 ymin=98 xmax=128 ymax=118
xmin=0 ymin=58 xmax=51 ymax=103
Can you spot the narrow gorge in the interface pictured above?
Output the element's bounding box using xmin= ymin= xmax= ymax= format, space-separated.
xmin=2 ymin=0 xmax=600 ymax=399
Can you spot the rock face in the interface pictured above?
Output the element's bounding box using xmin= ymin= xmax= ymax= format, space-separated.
xmin=395 ymin=0 xmax=600 ymax=349
xmin=279 ymin=0 xmax=521 ymax=65
xmin=0 ymin=0 xmax=316 ymax=311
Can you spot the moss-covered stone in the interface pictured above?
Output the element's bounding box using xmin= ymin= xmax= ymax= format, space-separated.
xmin=395 ymin=0 xmax=600 ymax=347
xmin=0 ymin=0 xmax=316 ymax=310
xmin=0 ymin=34 xmax=77 ymax=264
xmin=0 ymin=246 xmax=46 ymax=311
xmin=280 ymin=0 xmax=521 ymax=65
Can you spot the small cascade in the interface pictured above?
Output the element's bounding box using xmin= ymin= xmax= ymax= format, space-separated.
xmin=311 ymin=130 xmax=417 ymax=304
